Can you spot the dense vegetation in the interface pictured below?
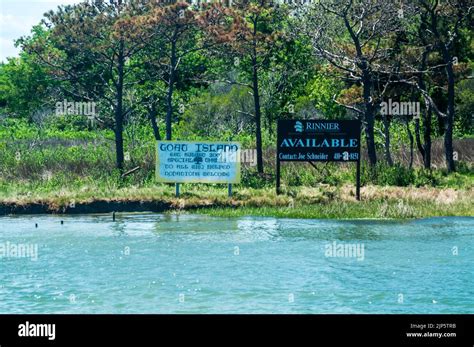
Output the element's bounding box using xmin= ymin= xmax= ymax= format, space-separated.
xmin=0 ymin=0 xmax=472 ymax=216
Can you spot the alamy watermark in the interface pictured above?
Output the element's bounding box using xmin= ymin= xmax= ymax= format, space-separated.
xmin=18 ymin=321 xmax=55 ymax=341
xmin=218 ymin=148 xmax=257 ymax=166
xmin=0 ymin=241 xmax=38 ymax=261
xmin=56 ymin=99 xmax=97 ymax=117
xmin=324 ymin=241 xmax=365 ymax=261
xmin=380 ymin=99 xmax=420 ymax=117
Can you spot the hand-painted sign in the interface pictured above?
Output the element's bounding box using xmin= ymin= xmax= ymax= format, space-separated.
xmin=277 ymin=120 xmax=361 ymax=162
xmin=156 ymin=141 xmax=241 ymax=184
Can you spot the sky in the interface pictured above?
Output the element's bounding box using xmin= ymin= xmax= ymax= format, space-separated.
xmin=0 ymin=0 xmax=81 ymax=63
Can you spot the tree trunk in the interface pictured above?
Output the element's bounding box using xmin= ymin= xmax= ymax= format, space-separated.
xmin=362 ymin=71 xmax=377 ymax=167
xmin=166 ymin=38 xmax=177 ymax=141
xmin=430 ymin=11 xmax=455 ymax=172
xmin=406 ymin=119 xmax=414 ymax=169
xmin=148 ymin=103 xmax=161 ymax=141
xmin=423 ymin=106 xmax=432 ymax=169
xmin=417 ymin=49 xmax=431 ymax=170
xmin=251 ymin=26 xmax=264 ymax=174
xmin=114 ymin=42 xmax=125 ymax=173
xmin=414 ymin=117 xmax=425 ymax=161
xmin=382 ymin=114 xmax=393 ymax=166
xmin=252 ymin=60 xmax=264 ymax=174
xmin=443 ymin=61 xmax=456 ymax=172
xmin=342 ymin=16 xmax=376 ymax=167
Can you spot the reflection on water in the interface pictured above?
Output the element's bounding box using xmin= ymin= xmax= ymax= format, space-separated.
xmin=0 ymin=214 xmax=473 ymax=313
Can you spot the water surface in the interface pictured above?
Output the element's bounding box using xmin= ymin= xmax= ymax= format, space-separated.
xmin=0 ymin=214 xmax=472 ymax=313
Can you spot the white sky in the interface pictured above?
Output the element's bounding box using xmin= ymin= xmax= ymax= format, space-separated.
xmin=0 ymin=0 xmax=81 ymax=62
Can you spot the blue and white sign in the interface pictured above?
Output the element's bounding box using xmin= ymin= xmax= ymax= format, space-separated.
xmin=156 ymin=141 xmax=241 ymax=184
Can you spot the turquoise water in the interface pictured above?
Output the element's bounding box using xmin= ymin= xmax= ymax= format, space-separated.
xmin=0 ymin=214 xmax=472 ymax=313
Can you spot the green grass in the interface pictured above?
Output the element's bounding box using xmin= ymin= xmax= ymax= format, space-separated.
xmin=191 ymin=198 xmax=474 ymax=219
xmin=1 ymin=180 xmax=472 ymax=219
xmin=0 ymin=119 xmax=472 ymax=218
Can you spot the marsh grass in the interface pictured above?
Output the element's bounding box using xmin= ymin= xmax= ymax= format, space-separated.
xmin=1 ymin=179 xmax=472 ymax=219
xmin=0 ymin=119 xmax=472 ymax=218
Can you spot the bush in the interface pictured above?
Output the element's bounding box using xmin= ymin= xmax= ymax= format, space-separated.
xmin=369 ymin=163 xmax=415 ymax=186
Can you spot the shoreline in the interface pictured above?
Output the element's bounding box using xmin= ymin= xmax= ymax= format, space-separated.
xmin=1 ymin=185 xmax=472 ymax=219
xmin=1 ymin=202 xmax=471 ymax=219
xmin=0 ymin=200 xmax=174 ymax=215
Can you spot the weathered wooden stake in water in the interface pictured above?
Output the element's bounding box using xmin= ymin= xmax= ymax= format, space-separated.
xmin=228 ymin=184 xmax=232 ymax=197
xmin=175 ymin=183 xmax=180 ymax=198
xmin=112 ymin=211 xmax=116 ymax=221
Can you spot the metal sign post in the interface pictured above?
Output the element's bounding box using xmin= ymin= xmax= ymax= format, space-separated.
xmin=276 ymin=121 xmax=282 ymax=195
xmin=356 ymin=158 xmax=361 ymax=201
xmin=276 ymin=155 xmax=281 ymax=195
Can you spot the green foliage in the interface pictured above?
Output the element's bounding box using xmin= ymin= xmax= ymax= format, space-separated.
xmin=455 ymin=76 xmax=474 ymax=138
xmin=295 ymin=73 xmax=346 ymax=119
xmin=0 ymin=26 xmax=57 ymax=119
xmin=370 ymin=163 xmax=416 ymax=186
xmin=240 ymin=169 xmax=273 ymax=189
xmin=0 ymin=1 xmax=472 ymax=199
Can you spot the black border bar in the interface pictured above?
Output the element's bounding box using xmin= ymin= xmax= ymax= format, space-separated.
xmin=0 ymin=314 xmax=472 ymax=346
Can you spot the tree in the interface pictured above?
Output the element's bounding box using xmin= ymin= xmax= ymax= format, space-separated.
xmin=412 ymin=0 xmax=472 ymax=172
xmin=297 ymin=0 xmax=403 ymax=167
xmin=260 ymin=29 xmax=318 ymax=136
xmin=0 ymin=26 xmax=58 ymax=119
xmin=414 ymin=15 xmax=434 ymax=170
xmin=204 ymin=0 xmax=286 ymax=174
xmin=131 ymin=2 xmax=224 ymax=141
xmin=20 ymin=0 xmax=154 ymax=173
xmin=394 ymin=7 xmax=437 ymax=170
xmin=391 ymin=0 xmax=472 ymax=171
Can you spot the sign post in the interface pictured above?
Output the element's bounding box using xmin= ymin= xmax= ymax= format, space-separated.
xmin=356 ymin=156 xmax=361 ymax=201
xmin=276 ymin=121 xmax=281 ymax=194
xmin=276 ymin=119 xmax=361 ymax=199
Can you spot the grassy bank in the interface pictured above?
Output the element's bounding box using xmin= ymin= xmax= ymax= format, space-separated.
xmin=192 ymin=185 xmax=474 ymax=219
xmin=0 ymin=183 xmax=472 ymax=219
xmin=0 ymin=119 xmax=472 ymax=218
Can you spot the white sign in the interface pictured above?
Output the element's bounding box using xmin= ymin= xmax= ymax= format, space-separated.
xmin=156 ymin=141 xmax=241 ymax=183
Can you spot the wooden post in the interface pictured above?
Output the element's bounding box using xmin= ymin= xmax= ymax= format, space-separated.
xmin=175 ymin=183 xmax=180 ymax=198
xmin=356 ymin=159 xmax=361 ymax=201
xmin=276 ymin=120 xmax=281 ymax=195
xmin=228 ymin=183 xmax=232 ymax=197
xmin=276 ymin=156 xmax=281 ymax=195
xmin=356 ymin=120 xmax=362 ymax=201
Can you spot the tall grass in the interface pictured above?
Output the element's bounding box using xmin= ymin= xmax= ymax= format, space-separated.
xmin=0 ymin=118 xmax=472 ymax=200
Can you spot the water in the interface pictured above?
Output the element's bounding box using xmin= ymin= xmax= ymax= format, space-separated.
xmin=0 ymin=214 xmax=472 ymax=313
